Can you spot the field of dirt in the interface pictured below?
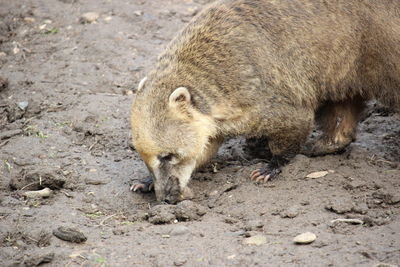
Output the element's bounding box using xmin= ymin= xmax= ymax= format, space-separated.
xmin=0 ymin=0 xmax=399 ymax=266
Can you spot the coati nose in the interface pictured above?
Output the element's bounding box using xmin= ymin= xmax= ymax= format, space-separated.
xmin=163 ymin=195 xmax=179 ymax=204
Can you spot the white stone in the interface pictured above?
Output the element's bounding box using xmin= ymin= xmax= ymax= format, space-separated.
xmin=293 ymin=232 xmax=316 ymax=244
xmin=23 ymin=188 xmax=52 ymax=198
xmin=306 ymin=171 xmax=329 ymax=179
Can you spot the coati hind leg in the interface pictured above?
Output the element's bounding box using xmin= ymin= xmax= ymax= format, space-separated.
xmin=250 ymin=106 xmax=314 ymax=182
xmin=307 ymin=96 xmax=365 ymax=156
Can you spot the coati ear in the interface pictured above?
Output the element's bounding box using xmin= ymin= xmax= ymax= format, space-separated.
xmin=137 ymin=76 xmax=147 ymax=92
xmin=169 ymin=87 xmax=191 ymax=107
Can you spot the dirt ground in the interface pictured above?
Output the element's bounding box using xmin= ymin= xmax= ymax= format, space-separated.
xmin=0 ymin=0 xmax=399 ymax=266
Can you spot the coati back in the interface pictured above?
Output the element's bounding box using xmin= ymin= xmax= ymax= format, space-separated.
xmin=131 ymin=0 xmax=400 ymax=203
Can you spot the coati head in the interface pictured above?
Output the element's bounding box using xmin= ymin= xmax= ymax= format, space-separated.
xmin=131 ymin=77 xmax=217 ymax=203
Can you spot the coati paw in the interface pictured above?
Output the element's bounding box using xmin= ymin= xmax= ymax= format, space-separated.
xmin=249 ymin=156 xmax=286 ymax=182
xmin=250 ymin=166 xmax=281 ymax=182
xmin=130 ymin=176 xmax=154 ymax=193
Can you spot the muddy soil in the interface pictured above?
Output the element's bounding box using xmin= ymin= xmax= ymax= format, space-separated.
xmin=0 ymin=0 xmax=399 ymax=266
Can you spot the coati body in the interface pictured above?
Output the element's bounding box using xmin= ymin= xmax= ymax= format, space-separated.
xmin=131 ymin=0 xmax=400 ymax=203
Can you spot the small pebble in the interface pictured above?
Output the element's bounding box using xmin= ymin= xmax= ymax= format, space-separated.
xmin=242 ymin=235 xmax=267 ymax=246
xmin=170 ymin=225 xmax=189 ymax=236
xmin=243 ymin=219 xmax=264 ymax=231
xmin=23 ymin=188 xmax=52 ymax=198
xmin=306 ymin=171 xmax=329 ymax=178
xmin=80 ymin=12 xmax=100 ymax=23
xmin=280 ymin=206 xmax=300 ymax=218
xmin=17 ymin=101 xmax=29 ymax=111
xmin=293 ymin=232 xmax=316 ymax=244
xmin=13 ymin=47 xmax=20 ymax=54
xmin=173 ymin=259 xmax=187 ymax=266
xmin=0 ymin=52 xmax=6 ymax=57
xmin=24 ymin=17 xmax=36 ymax=23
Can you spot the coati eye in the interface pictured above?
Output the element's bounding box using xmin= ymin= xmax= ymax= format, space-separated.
xmin=158 ymin=153 xmax=174 ymax=162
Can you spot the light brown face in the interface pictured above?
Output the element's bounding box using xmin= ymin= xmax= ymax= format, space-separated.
xmin=132 ymin=123 xmax=198 ymax=203
xmin=131 ymin=86 xmax=201 ymax=203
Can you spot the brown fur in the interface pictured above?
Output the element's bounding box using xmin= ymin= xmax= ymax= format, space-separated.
xmin=131 ymin=0 xmax=400 ymax=202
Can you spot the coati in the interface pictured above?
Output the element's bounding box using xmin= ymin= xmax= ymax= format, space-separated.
xmin=130 ymin=0 xmax=400 ymax=203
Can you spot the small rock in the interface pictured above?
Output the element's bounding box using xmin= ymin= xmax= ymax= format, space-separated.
xmin=23 ymin=188 xmax=52 ymax=198
xmin=17 ymin=101 xmax=29 ymax=111
xmin=373 ymin=190 xmax=400 ymax=205
xmin=53 ymin=226 xmax=87 ymax=243
xmin=174 ymin=259 xmax=187 ymax=266
xmin=352 ymin=202 xmax=369 ymax=214
xmin=243 ymin=219 xmax=264 ymax=231
xmin=293 ymin=232 xmax=316 ymax=244
xmin=280 ymin=206 xmax=300 ymax=218
xmin=330 ymin=218 xmax=364 ymax=225
xmin=170 ymin=225 xmax=189 ymax=236
xmin=13 ymin=46 xmax=20 ymax=54
xmin=80 ymin=12 xmax=100 ymax=23
xmin=84 ymin=177 xmax=110 ymax=185
xmin=134 ymin=10 xmax=143 ymax=16
xmin=242 ymin=235 xmax=267 ymax=246
xmin=306 ymin=171 xmax=329 ymax=179
xmin=104 ymin=16 xmax=112 ymax=22
xmin=0 ymin=52 xmax=6 ymax=57
xmin=224 ymin=217 xmax=238 ymax=224
xmin=24 ymin=17 xmax=36 ymax=23
xmin=325 ymin=199 xmax=354 ymax=214
xmin=23 ymin=252 xmax=54 ymax=266
xmin=112 ymin=228 xmax=126 ymax=236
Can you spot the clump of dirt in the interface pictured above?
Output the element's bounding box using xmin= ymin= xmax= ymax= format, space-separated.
xmin=9 ymin=166 xmax=66 ymax=190
xmin=148 ymin=200 xmax=207 ymax=224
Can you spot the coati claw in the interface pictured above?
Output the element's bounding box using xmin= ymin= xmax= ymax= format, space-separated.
xmin=250 ymin=156 xmax=286 ymax=182
xmin=250 ymin=167 xmax=280 ymax=182
xmin=130 ymin=176 xmax=154 ymax=193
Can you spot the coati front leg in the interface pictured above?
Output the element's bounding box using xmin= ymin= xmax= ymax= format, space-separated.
xmin=250 ymin=106 xmax=314 ymax=182
xmin=307 ymin=96 xmax=365 ymax=156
